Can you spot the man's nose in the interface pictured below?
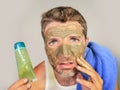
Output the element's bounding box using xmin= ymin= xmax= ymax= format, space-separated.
xmin=60 ymin=45 xmax=71 ymax=57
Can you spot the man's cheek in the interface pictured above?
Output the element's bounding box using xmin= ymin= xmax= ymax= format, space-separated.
xmin=71 ymin=45 xmax=85 ymax=56
xmin=49 ymin=54 xmax=56 ymax=64
xmin=45 ymin=47 xmax=56 ymax=64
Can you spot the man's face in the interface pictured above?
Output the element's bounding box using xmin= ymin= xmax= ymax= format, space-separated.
xmin=44 ymin=21 xmax=88 ymax=77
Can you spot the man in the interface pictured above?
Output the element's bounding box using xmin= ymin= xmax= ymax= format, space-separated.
xmin=8 ymin=6 xmax=119 ymax=90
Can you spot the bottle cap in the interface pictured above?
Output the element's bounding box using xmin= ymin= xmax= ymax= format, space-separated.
xmin=14 ymin=42 xmax=26 ymax=49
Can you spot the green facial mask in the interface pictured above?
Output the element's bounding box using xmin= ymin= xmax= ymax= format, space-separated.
xmin=44 ymin=23 xmax=86 ymax=66
xmin=44 ymin=26 xmax=84 ymax=42
xmin=45 ymin=43 xmax=85 ymax=66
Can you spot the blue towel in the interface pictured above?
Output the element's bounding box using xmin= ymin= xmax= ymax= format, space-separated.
xmin=77 ymin=42 xmax=118 ymax=90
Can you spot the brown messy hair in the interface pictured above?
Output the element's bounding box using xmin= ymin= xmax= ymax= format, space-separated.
xmin=41 ymin=6 xmax=87 ymax=39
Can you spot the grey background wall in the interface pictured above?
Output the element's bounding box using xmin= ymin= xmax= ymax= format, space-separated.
xmin=0 ymin=0 xmax=119 ymax=89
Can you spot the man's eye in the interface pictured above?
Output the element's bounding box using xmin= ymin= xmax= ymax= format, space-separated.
xmin=48 ymin=39 xmax=58 ymax=46
xmin=70 ymin=37 xmax=80 ymax=42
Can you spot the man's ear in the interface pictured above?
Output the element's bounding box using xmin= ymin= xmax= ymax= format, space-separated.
xmin=85 ymin=37 xmax=89 ymax=46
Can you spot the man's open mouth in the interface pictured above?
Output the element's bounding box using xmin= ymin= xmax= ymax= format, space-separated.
xmin=58 ymin=62 xmax=76 ymax=69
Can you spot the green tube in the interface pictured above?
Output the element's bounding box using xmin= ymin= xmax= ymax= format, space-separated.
xmin=14 ymin=42 xmax=37 ymax=82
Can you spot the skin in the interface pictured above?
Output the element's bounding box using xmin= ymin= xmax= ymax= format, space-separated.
xmin=8 ymin=21 xmax=119 ymax=90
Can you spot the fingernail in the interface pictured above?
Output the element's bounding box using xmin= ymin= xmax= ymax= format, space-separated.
xmin=76 ymin=78 xmax=80 ymax=82
xmin=27 ymin=83 xmax=31 ymax=88
xmin=24 ymin=78 xmax=28 ymax=83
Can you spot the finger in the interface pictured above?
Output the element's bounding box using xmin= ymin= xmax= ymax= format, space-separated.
xmin=9 ymin=78 xmax=29 ymax=89
xmin=76 ymin=78 xmax=97 ymax=90
xmin=77 ymin=57 xmax=95 ymax=72
xmin=16 ymin=83 xmax=31 ymax=90
xmin=77 ymin=57 xmax=103 ymax=85
xmin=77 ymin=57 xmax=103 ymax=89
xmin=88 ymin=77 xmax=103 ymax=90
xmin=76 ymin=65 xmax=95 ymax=78
xmin=76 ymin=65 xmax=102 ymax=85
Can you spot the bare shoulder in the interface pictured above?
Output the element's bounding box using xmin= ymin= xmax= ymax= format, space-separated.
xmin=34 ymin=61 xmax=45 ymax=80
xmin=30 ymin=61 xmax=45 ymax=90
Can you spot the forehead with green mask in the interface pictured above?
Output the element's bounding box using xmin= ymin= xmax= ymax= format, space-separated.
xmin=44 ymin=22 xmax=86 ymax=66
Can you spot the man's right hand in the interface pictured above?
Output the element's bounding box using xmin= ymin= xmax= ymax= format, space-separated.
xmin=8 ymin=78 xmax=31 ymax=90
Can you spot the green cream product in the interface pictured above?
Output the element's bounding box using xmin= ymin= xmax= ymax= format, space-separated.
xmin=14 ymin=42 xmax=37 ymax=82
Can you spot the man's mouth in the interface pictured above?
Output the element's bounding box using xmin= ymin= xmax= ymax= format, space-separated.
xmin=58 ymin=62 xmax=76 ymax=69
